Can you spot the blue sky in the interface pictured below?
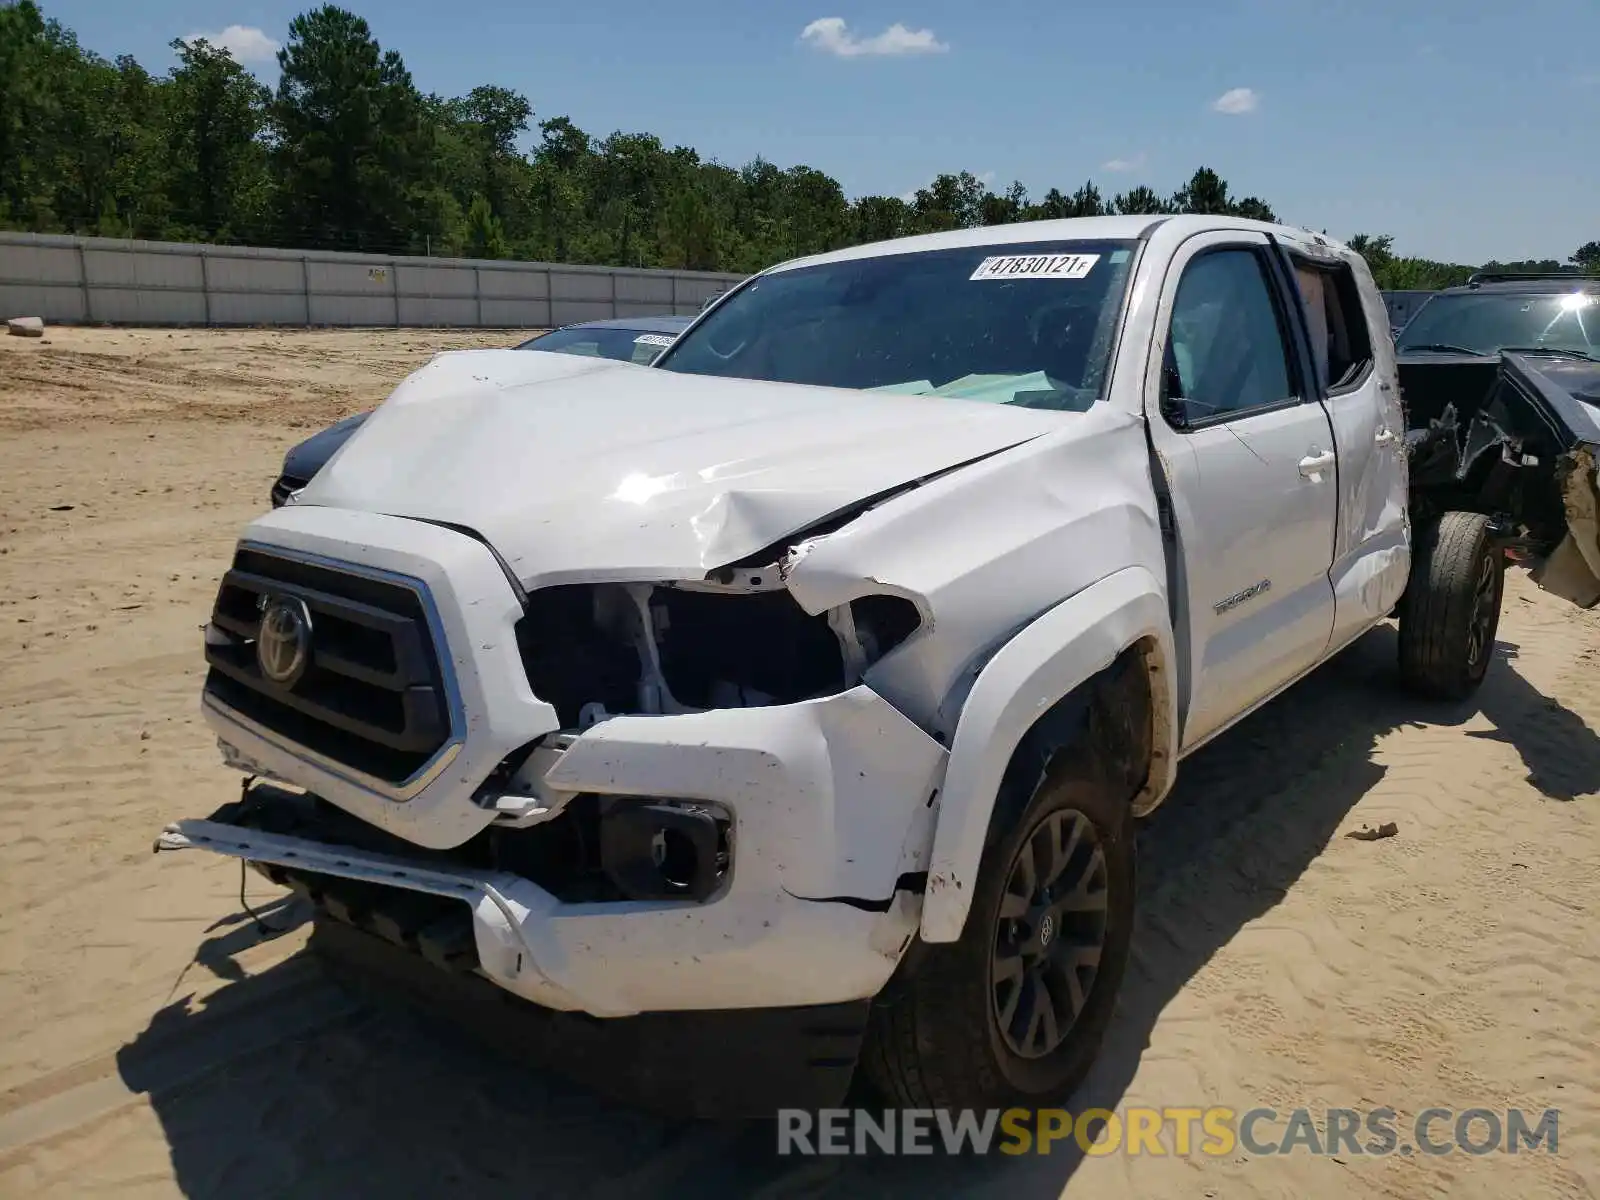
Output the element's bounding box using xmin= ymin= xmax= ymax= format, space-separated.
xmin=42 ymin=0 xmax=1600 ymax=264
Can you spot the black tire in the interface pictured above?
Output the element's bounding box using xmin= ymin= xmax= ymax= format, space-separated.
xmin=861 ymin=736 xmax=1136 ymax=1109
xmin=1397 ymin=511 xmax=1505 ymax=701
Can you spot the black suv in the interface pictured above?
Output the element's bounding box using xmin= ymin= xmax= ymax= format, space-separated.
xmin=1396 ymin=271 xmax=1600 ymax=362
xmin=1392 ymin=272 xmax=1600 ymax=583
xmin=1394 ymin=270 xmax=1600 ymax=446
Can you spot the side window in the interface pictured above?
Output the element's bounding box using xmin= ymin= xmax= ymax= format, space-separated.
xmin=1162 ymin=249 xmax=1297 ymax=425
xmin=1293 ymin=260 xmax=1374 ymax=392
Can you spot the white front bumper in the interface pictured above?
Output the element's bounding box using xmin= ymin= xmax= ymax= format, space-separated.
xmin=183 ymin=505 xmax=950 ymax=1016
xmin=159 ymin=803 xmax=924 ymax=1016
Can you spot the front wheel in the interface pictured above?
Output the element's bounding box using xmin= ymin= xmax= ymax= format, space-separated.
xmin=862 ymin=747 xmax=1135 ymax=1109
xmin=1397 ymin=510 xmax=1505 ymax=701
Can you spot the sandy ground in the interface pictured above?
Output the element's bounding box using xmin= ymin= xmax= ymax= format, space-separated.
xmin=0 ymin=326 xmax=1598 ymax=1199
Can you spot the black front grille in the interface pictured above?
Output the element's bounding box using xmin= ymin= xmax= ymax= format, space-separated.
xmin=269 ymin=474 xmax=308 ymax=508
xmin=203 ymin=548 xmax=453 ymax=785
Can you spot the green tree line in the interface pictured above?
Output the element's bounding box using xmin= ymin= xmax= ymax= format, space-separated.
xmin=1348 ymin=234 xmax=1600 ymax=291
xmin=2 ymin=1 xmax=1595 ymax=284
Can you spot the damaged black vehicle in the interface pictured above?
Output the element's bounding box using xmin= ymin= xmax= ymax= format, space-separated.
xmin=1398 ymin=271 xmax=1600 ymax=614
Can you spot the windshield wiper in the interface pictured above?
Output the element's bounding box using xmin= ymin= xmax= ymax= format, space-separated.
xmin=1398 ymin=342 xmax=1486 ymax=355
xmin=1496 ymin=346 xmax=1599 ymax=362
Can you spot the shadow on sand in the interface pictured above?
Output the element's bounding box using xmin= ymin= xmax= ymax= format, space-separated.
xmin=115 ymin=624 xmax=1598 ymax=1198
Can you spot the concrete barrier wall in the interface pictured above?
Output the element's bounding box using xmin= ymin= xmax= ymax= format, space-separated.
xmin=0 ymin=232 xmax=747 ymax=328
xmin=2 ymin=233 xmax=1445 ymax=344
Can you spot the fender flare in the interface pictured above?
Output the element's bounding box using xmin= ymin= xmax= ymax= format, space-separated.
xmin=919 ymin=565 xmax=1179 ymax=944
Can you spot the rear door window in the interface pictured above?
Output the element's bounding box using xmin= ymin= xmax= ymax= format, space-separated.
xmin=1292 ymin=260 xmax=1374 ymax=392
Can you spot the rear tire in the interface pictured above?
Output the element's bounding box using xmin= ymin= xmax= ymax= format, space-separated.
xmin=862 ymin=738 xmax=1135 ymax=1109
xmin=1397 ymin=511 xmax=1505 ymax=701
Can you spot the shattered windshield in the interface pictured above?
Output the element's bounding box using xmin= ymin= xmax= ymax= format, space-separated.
xmin=654 ymin=239 xmax=1140 ymax=411
xmin=1397 ymin=290 xmax=1600 ymax=358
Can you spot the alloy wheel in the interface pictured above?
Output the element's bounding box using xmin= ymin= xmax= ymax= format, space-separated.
xmin=990 ymin=808 xmax=1111 ymax=1059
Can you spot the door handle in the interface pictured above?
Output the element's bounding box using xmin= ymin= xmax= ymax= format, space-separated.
xmin=1374 ymin=428 xmax=1397 ymax=447
xmin=1298 ymin=450 xmax=1336 ymax=479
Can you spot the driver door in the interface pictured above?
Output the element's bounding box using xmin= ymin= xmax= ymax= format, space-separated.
xmin=1144 ymin=231 xmax=1342 ymax=749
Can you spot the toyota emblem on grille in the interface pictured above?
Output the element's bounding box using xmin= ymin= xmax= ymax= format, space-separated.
xmin=256 ymin=595 xmax=312 ymax=686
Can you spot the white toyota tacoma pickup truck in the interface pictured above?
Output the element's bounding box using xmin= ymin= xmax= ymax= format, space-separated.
xmin=156 ymin=215 xmax=1600 ymax=1117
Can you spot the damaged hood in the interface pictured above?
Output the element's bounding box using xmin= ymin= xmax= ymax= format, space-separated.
xmin=295 ymin=349 xmax=1070 ymax=584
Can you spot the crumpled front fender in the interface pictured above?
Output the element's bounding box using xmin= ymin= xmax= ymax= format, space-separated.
xmin=920 ymin=565 xmax=1178 ymax=945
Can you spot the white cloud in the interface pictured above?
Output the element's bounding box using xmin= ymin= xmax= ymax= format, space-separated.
xmin=182 ymin=24 xmax=280 ymax=64
xmin=1102 ymin=154 xmax=1146 ymax=173
xmin=1210 ymin=86 xmax=1260 ymax=115
xmin=801 ymin=17 xmax=949 ymax=58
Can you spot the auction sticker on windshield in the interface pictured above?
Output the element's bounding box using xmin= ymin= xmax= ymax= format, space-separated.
xmin=634 ymin=333 xmax=677 ymax=347
xmin=970 ymin=254 xmax=1099 ymax=281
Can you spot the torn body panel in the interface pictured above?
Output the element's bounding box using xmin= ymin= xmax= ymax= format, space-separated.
xmin=164 ymin=679 xmax=946 ymax=1017
xmin=778 ymin=402 xmax=1168 ymax=736
xmin=1536 ymin=446 xmax=1600 ymax=607
xmin=1401 ymin=352 xmax=1600 ymax=607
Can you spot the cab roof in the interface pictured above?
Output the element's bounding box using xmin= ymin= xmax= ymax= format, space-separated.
xmin=763 ymin=214 xmax=1348 ymax=275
